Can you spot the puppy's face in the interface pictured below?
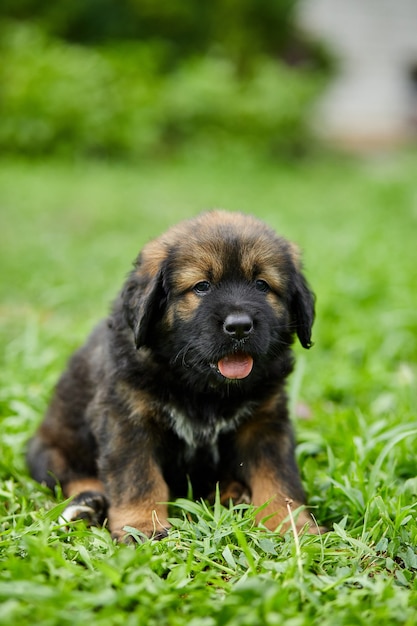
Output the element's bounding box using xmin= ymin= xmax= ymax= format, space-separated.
xmin=123 ymin=211 xmax=315 ymax=393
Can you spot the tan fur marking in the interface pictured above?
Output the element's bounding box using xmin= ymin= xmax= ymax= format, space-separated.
xmin=250 ymin=465 xmax=313 ymax=533
xmin=64 ymin=478 xmax=105 ymax=498
xmin=288 ymin=241 xmax=302 ymax=269
xmin=109 ymin=501 xmax=170 ymax=540
xmin=260 ymin=267 xmax=287 ymax=294
xmin=138 ymin=240 xmax=168 ymax=277
xmin=239 ymin=244 xmax=267 ymax=279
xmin=266 ymin=292 xmax=286 ymax=317
xmin=108 ymin=460 xmax=170 ymax=539
xmin=115 ymin=382 xmax=156 ymax=420
xmin=172 ymin=251 xmax=223 ymax=292
xmin=174 ymin=266 xmax=209 ymax=295
xmin=172 ymin=293 xmax=200 ymax=323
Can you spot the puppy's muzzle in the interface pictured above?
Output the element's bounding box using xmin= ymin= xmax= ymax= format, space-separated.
xmin=223 ymin=313 xmax=254 ymax=340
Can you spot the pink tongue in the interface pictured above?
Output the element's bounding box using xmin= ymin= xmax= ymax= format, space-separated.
xmin=217 ymin=353 xmax=254 ymax=380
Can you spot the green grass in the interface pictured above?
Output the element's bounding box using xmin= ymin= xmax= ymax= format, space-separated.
xmin=1 ymin=151 xmax=417 ymax=624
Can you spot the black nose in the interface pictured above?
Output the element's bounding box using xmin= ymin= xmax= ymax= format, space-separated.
xmin=223 ymin=313 xmax=253 ymax=339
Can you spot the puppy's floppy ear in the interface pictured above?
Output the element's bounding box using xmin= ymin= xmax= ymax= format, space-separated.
xmin=290 ymin=270 xmax=315 ymax=349
xmin=122 ymin=260 xmax=167 ymax=349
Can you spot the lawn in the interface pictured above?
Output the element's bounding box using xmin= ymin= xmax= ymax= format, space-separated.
xmin=0 ymin=151 xmax=416 ymax=624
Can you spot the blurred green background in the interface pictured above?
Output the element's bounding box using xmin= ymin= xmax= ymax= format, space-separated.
xmin=0 ymin=0 xmax=329 ymax=159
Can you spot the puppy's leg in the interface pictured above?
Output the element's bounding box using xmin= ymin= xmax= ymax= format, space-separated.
xmin=105 ymin=465 xmax=170 ymax=542
xmin=98 ymin=423 xmax=171 ymax=542
xmin=235 ymin=414 xmax=321 ymax=534
xmin=249 ymin=463 xmax=316 ymax=534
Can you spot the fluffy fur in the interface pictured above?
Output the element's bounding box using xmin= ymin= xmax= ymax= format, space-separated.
xmin=27 ymin=210 xmax=321 ymax=540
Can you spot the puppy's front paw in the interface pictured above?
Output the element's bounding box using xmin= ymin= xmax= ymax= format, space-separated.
xmin=59 ymin=490 xmax=108 ymax=528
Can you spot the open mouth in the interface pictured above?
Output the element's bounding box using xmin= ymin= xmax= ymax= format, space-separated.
xmin=215 ymin=351 xmax=254 ymax=380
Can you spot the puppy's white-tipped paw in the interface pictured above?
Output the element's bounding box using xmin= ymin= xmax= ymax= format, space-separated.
xmin=58 ymin=491 xmax=108 ymax=529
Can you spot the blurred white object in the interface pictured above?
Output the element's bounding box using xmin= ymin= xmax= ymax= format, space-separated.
xmin=298 ymin=0 xmax=417 ymax=149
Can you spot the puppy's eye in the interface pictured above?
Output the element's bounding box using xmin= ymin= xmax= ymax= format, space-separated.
xmin=255 ymin=279 xmax=270 ymax=293
xmin=193 ymin=281 xmax=211 ymax=295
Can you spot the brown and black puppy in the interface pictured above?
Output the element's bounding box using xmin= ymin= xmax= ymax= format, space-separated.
xmin=27 ymin=210 xmax=320 ymax=540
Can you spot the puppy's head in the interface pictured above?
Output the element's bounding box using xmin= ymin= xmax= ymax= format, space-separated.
xmin=122 ymin=211 xmax=315 ymax=391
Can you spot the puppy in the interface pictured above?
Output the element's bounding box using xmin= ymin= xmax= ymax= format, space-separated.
xmin=27 ymin=210 xmax=321 ymax=540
